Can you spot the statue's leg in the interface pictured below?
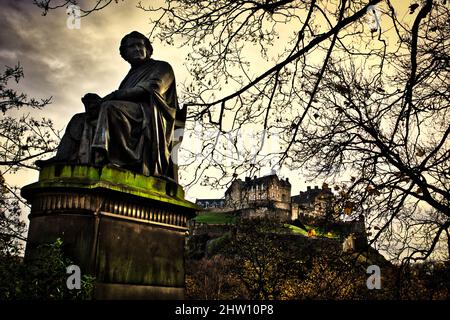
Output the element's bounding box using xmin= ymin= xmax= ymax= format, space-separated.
xmin=91 ymin=100 xmax=143 ymax=168
xmin=36 ymin=113 xmax=86 ymax=167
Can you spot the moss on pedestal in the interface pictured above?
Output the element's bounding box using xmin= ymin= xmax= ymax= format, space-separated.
xmin=22 ymin=163 xmax=198 ymax=299
xmin=22 ymin=164 xmax=199 ymax=210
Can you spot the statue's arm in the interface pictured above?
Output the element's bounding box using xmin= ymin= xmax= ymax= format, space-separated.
xmin=111 ymin=87 xmax=148 ymax=102
xmin=103 ymin=87 xmax=149 ymax=102
xmin=135 ymin=62 xmax=175 ymax=96
xmin=102 ymin=61 xmax=175 ymax=103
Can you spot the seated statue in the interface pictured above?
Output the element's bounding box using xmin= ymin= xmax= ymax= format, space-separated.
xmin=39 ymin=31 xmax=186 ymax=182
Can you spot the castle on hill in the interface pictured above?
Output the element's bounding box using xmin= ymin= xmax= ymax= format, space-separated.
xmin=195 ymin=174 xmax=336 ymax=224
xmin=194 ymin=174 xmax=367 ymax=252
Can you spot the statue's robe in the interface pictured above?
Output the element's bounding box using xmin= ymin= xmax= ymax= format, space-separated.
xmin=54 ymin=59 xmax=184 ymax=180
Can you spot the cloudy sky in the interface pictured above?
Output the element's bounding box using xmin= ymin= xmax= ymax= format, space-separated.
xmin=1 ymin=0 xmax=413 ymax=202
xmin=0 ymin=0 xmax=168 ymax=121
xmin=1 ymin=0 xmax=318 ymax=202
xmin=1 ymin=0 xmax=210 ymax=199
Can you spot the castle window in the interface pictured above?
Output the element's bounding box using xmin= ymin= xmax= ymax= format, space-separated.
xmin=249 ymin=186 xmax=255 ymax=200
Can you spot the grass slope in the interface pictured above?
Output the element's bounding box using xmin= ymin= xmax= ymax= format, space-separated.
xmin=193 ymin=212 xmax=339 ymax=239
xmin=193 ymin=212 xmax=237 ymax=224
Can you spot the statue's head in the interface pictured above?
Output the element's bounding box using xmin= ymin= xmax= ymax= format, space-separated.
xmin=119 ymin=31 xmax=153 ymax=65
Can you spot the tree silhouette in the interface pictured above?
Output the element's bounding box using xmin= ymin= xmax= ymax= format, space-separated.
xmin=35 ymin=0 xmax=450 ymax=262
xmin=0 ymin=64 xmax=59 ymax=255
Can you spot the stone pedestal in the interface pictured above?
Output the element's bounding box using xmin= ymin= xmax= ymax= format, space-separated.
xmin=21 ymin=164 xmax=198 ymax=299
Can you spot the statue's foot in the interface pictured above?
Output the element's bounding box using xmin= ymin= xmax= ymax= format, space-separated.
xmin=106 ymin=163 xmax=122 ymax=170
xmin=92 ymin=148 xmax=109 ymax=167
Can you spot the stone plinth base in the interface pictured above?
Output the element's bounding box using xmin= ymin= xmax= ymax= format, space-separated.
xmin=21 ymin=164 xmax=198 ymax=300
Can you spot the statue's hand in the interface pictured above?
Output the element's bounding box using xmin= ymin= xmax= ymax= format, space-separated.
xmin=82 ymin=93 xmax=101 ymax=101
xmin=101 ymin=91 xmax=118 ymax=102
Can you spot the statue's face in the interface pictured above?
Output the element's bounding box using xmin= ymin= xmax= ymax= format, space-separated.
xmin=123 ymin=38 xmax=148 ymax=65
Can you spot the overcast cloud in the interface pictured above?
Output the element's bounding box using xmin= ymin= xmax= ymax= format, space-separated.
xmin=0 ymin=0 xmax=197 ymax=194
xmin=0 ymin=0 xmax=187 ymax=126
